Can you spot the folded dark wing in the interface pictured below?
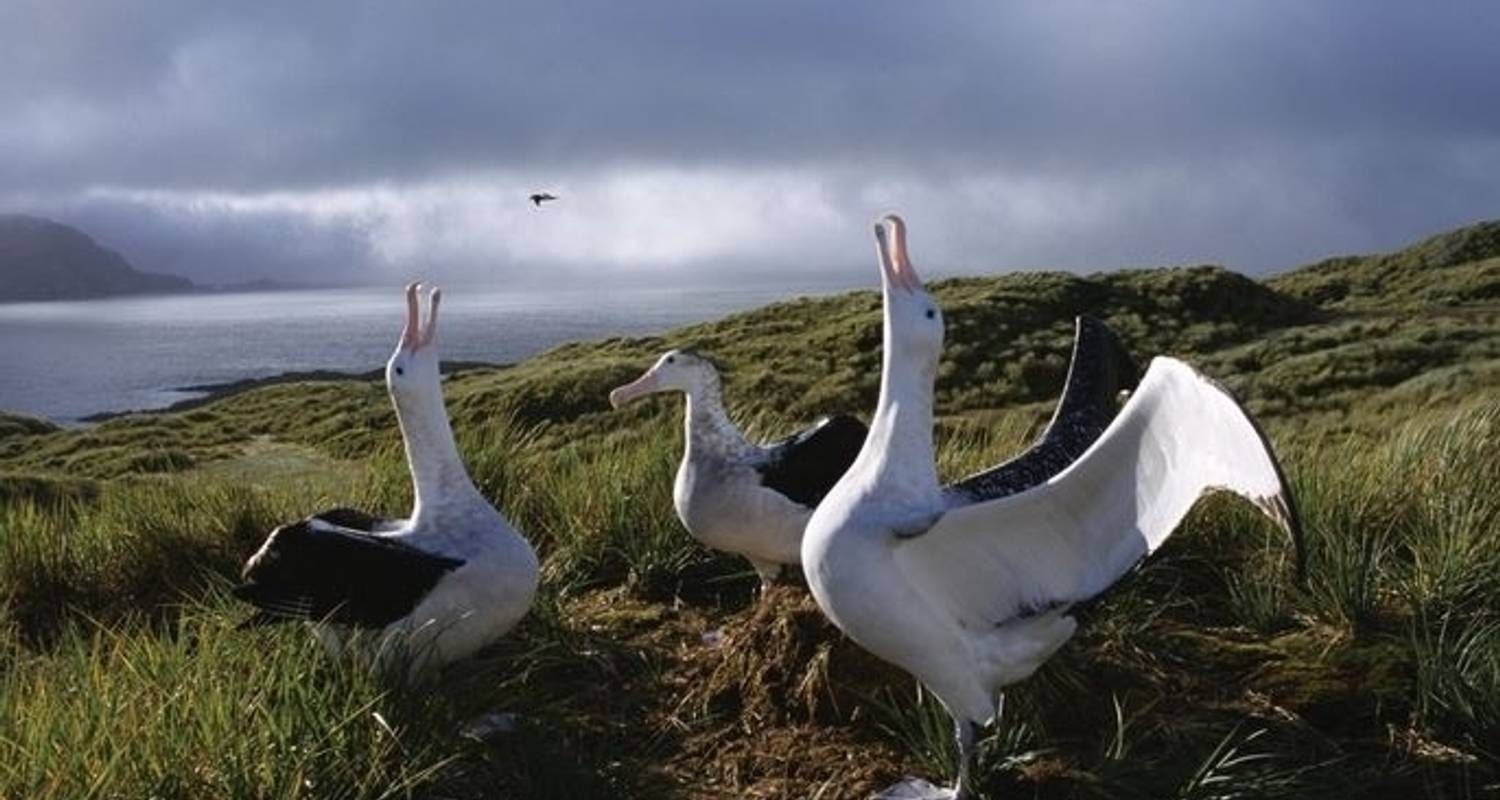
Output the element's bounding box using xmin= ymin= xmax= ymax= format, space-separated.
xmin=234 ymin=510 xmax=464 ymax=629
xmin=948 ymin=316 xmax=1138 ymax=503
xmin=755 ymin=414 xmax=869 ymax=508
xmin=310 ymin=506 xmax=388 ymax=532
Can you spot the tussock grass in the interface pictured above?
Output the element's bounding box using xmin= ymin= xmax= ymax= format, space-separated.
xmin=1 ymin=406 xmax=1496 ymax=797
xmin=0 ymin=607 xmax=450 ymax=800
xmin=0 ymin=477 xmax=336 ymax=645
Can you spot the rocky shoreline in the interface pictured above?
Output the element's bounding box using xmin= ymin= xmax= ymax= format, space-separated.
xmin=77 ymin=360 xmax=499 ymax=423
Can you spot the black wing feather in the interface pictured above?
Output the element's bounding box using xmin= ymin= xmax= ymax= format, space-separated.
xmin=948 ymin=316 xmax=1139 ymax=502
xmin=756 ymin=414 xmax=868 ymax=507
xmin=233 ymin=509 xmax=464 ymax=629
xmin=311 ymin=506 xmax=387 ymax=532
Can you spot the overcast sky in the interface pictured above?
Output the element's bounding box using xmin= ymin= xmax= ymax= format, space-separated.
xmin=3 ymin=2 xmax=1498 ymax=286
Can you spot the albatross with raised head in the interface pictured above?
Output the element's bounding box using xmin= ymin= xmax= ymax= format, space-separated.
xmin=801 ymin=215 xmax=1306 ymax=799
xmin=234 ymin=283 xmax=539 ymax=676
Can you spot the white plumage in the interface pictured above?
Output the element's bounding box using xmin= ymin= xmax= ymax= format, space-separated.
xmin=802 ymin=215 xmax=1304 ymax=799
xmin=236 ymin=284 xmax=539 ymax=678
xmin=609 ymin=349 xmax=866 ymax=588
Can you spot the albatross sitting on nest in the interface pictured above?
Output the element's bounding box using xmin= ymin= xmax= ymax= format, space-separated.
xmin=609 ymin=349 xmax=868 ymax=589
xmin=802 ymin=215 xmax=1306 ymax=799
xmin=234 ymin=283 xmax=539 ymax=677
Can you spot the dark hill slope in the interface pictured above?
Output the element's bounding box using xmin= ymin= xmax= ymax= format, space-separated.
xmin=441 ymin=265 xmax=1316 ymax=447
xmin=1269 ymin=219 xmax=1500 ymax=310
xmin=0 ymin=214 xmax=192 ymax=301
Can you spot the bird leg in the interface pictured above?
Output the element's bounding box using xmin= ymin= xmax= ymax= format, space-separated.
xmin=876 ymin=717 xmax=980 ymax=799
xmin=748 ymin=557 xmax=782 ymax=598
xmin=953 ymin=717 xmax=978 ymax=800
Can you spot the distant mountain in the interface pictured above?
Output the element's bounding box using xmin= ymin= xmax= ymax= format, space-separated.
xmin=0 ymin=214 xmax=193 ymax=302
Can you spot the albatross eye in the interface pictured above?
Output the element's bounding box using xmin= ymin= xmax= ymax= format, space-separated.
xmin=925 ymin=309 xmax=936 ymax=320
xmin=666 ymin=356 xmax=676 ymax=364
xmin=395 ymin=367 xmax=405 ymax=376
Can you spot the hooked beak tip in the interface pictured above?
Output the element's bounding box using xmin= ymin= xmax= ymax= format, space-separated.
xmin=875 ymin=213 xmax=922 ymax=292
xmin=609 ymin=373 xmax=657 ymax=408
xmin=609 ymin=381 xmax=643 ymax=409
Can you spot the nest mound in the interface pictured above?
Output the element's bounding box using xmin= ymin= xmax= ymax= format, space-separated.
xmin=673 ymin=722 xmax=899 ymax=799
xmin=679 ymin=585 xmax=910 ymax=727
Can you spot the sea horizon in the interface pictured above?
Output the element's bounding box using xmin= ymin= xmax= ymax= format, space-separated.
xmin=0 ymin=277 xmax=863 ymax=424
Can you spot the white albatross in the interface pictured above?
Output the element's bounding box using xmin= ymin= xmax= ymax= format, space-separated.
xmin=609 ymin=349 xmax=867 ymax=588
xmin=234 ymin=283 xmax=539 ymax=677
xmin=801 ymin=215 xmax=1306 ymax=799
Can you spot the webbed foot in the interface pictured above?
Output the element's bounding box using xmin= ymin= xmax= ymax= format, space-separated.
xmin=874 ymin=777 xmax=959 ymax=799
xmin=460 ymin=711 xmax=520 ymax=741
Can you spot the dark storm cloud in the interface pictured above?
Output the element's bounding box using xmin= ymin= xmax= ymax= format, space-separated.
xmin=53 ymin=195 xmax=376 ymax=285
xmin=2 ymin=1 xmax=1498 ymax=280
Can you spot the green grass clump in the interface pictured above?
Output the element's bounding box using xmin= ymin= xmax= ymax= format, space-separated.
xmin=1269 ymin=220 xmax=1500 ymax=310
xmin=0 ymin=412 xmax=57 ymax=441
xmin=0 ymin=609 xmax=450 ymax=800
xmin=0 ymin=476 xmax=339 ymax=646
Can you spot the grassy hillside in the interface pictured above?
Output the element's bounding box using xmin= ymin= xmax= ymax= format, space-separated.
xmin=1269 ymin=219 xmax=1500 ymax=310
xmin=2 ymin=220 xmax=1499 ymax=798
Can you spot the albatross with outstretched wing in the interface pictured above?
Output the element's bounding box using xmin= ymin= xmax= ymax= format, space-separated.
xmin=801 ymin=215 xmax=1305 ymax=799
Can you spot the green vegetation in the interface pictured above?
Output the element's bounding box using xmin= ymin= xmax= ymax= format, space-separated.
xmin=1268 ymin=219 xmax=1500 ymax=310
xmin=1 ymin=220 xmax=1498 ymax=798
xmin=0 ymin=412 xmax=58 ymax=440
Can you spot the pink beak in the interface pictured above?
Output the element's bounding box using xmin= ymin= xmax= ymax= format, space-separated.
xmin=399 ymin=282 xmax=441 ymax=352
xmin=609 ymin=371 xmax=659 ymax=408
xmin=875 ymin=214 xmax=923 ymax=292
xmin=400 ymin=282 xmax=421 ymax=349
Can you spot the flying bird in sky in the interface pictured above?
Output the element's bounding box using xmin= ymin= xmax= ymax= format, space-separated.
xmin=529 ymin=192 xmax=558 ymax=207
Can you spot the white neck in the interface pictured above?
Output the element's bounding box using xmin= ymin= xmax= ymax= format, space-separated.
xmin=395 ymin=383 xmax=480 ymax=521
xmin=852 ymin=319 xmax=941 ymax=507
xmin=682 ymin=377 xmax=754 ymax=462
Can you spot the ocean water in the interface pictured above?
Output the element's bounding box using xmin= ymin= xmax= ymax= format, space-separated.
xmin=0 ymin=280 xmax=857 ymax=424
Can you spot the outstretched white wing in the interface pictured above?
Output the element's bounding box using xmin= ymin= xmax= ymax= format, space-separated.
xmin=893 ymin=357 xmax=1302 ymax=631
